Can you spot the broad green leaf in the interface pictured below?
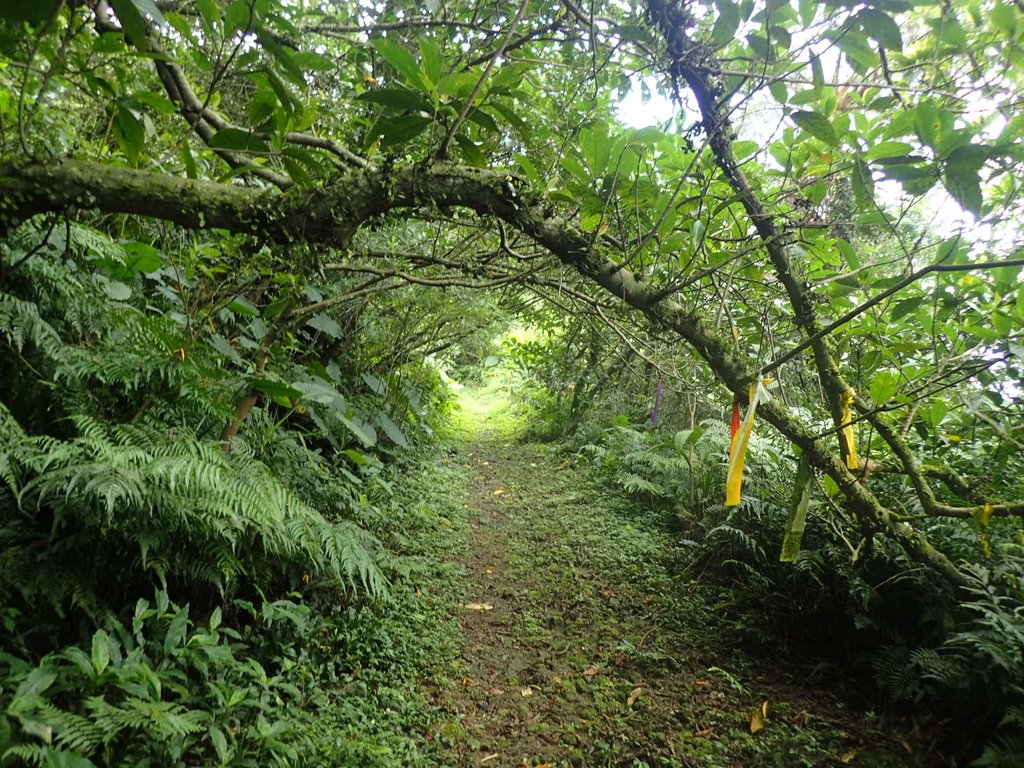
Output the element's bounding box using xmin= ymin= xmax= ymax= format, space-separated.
xmin=943 ymin=167 xmax=983 ymax=216
xmin=455 ymin=134 xmax=487 ymax=165
xmin=768 ymin=79 xmax=788 ymax=104
xmin=370 ymin=115 xmax=432 ymax=148
xmin=870 ymin=370 xmax=900 ymax=404
xmin=14 ymin=668 xmax=57 ymax=700
xmin=42 ymin=750 xmax=98 ymax=768
xmin=377 ymin=412 xmax=408 ymax=447
xmin=208 ymin=128 xmax=269 ymax=153
xmin=113 ymin=104 xmax=145 ymax=165
xmin=361 ymin=371 xmax=384 ymax=394
xmin=306 ymin=312 xmax=344 ymax=338
xmin=121 ymin=241 xmax=160 ymax=272
xmin=227 ymin=296 xmax=259 ymax=316
xmin=109 ymin=0 xmax=166 ymax=48
xmin=341 ymin=415 xmax=377 ymax=447
xmin=0 ymin=0 xmax=62 ymax=25
xmin=851 ymin=156 xmax=874 ymax=209
xmin=249 ymin=378 xmax=302 ymax=400
xmin=209 ymin=727 xmax=230 ymax=762
xmin=834 ymin=30 xmax=879 ymax=72
xmin=798 ymin=0 xmax=816 ymax=26
xmin=91 ymin=629 xmax=111 ymax=675
xmin=990 ymin=1 xmax=1018 ymax=35
xmin=858 ymin=9 xmax=902 ymax=51
xmin=224 ymin=0 xmax=255 ymax=34
xmin=371 ymin=38 xmax=429 ymax=92
xmin=929 ymin=16 xmax=967 ymax=50
xmin=865 ymin=141 xmax=913 ymax=161
xmin=163 ymin=606 xmax=189 ymax=654
xmin=791 ymin=110 xmax=839 ymax=147
xmin=711 ymin=0 xmax=740 ymax=46
xmin=419 ymin=39 xmax=442 ymax=84
xmin=357 ymin=88 xmax=434 ymax=112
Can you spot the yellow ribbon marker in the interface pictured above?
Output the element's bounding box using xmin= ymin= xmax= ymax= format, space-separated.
xmin=839 ymin=388 xmax=859 ymax=470
xmin=977 ymin=502 xmax=995 ymax=559
xmin=725 ymin=379 xmax=772 ymax=507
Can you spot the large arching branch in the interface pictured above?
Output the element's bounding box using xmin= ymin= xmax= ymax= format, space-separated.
xmin=0 ymin=156 xmax=997 ymax=584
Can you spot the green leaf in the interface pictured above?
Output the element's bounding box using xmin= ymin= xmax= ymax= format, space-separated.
xmin=250 ymin=378 xmax=302 ymax=400
xmin=102 ymin=279 xmax=132 ymax=301
xmin=113 ymin=104 xmax=145 ymax=165
xmin=858 ymin=8 xmax=902 ymax=51
xmin=891 ymin=298 xmax=920 ymax=320
xmin=0 ymin=0 xmax=62 ymax=25
xmin=208 ymin=128 xmax=269 ymax=153
xmin=209 ymin=726 xmax=229 ymax=762
xmin=224 ymin=0 xmax=255 ymax=34
xmin=943 ymin=166 xmax=983 ymax=216
xmin=865 ymin=141 xmax=914 ymax=161
xmin=870 ymin=370 xmax=900 ymax=404
xmin=341 ymin=415 xmax=377 ymax=447
xmin=109 ymin=0 xmax=166 ymax=48
xmin=121 ymin=241 xmax=161 ymax=272
xmin=990 ymin=1 xmax=1018 ymax=36
xmin=357 ymin=88 xmax=434 ymax=112
xmin=377 ymin=412 xmax=408 ymax=447
xmin=163 ymin=606 xmax=189 ymax=654
xmin=227 ymin=296 xmax=259 ymax=316
xmin=711 ymin=0 xmax=740 ymax=46
xmin=455 ymin=133 xmax=487 ymax=166
xmin=91 ymin=629 xmax=111 ymax=675
xmin=790 ymin=110 xmax=839 ymax=147
xmin=419 ymin=39 xmax=442 ymax=84
xmin=43 ymin=750 xmax=99 ymax=768
xmin=370 ymin=115 xmax=432 ymax=148
xmin=14 ymin=668 xmax=57 ymax=700
xmin=306 ymin=312 xmax=343 ymax=338
xmin=851 ymin=156 xmax=874 ymax=209
xmin=929 ymin=16 xmax=967 ymax=50
xmin=371 ymin=38 xmax=428 ymax=92
xmin=361 ymin=372 xmax=384 ymax=394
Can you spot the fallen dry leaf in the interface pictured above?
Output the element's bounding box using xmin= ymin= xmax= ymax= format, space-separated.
xmin=464 ymin=602 xmax=494 ymax=610
xmin=519 ymin=687 xmax=533 ymax=697
xmin=626 ymin=686 xmax=644 ymax=707
xmin=749 ymin=700 xmax=769 ymax=734
xmin=583 ymin=664 xmax=599 ymax=680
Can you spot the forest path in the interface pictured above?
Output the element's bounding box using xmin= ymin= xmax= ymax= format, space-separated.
xmin=438 ymin=383 xmax=920 ymax=768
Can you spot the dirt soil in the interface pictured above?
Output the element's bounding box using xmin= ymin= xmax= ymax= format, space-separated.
xmin=437 ymin=391 xmax=932 ymax=768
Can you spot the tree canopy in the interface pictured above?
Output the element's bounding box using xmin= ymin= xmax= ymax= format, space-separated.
xmin=5 ymin=0 xmax=1019 ymax=581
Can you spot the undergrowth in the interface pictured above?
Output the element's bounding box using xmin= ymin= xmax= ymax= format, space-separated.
xmin=0 ymin=221 xmax=469 ymax=765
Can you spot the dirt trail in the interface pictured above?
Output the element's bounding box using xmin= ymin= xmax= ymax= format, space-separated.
xmin=439 ymin=387 xmax=921 ymax=768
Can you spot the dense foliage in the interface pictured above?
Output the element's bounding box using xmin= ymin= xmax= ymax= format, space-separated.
xmin=2 ymin=0 xmax=1024 ymax=764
